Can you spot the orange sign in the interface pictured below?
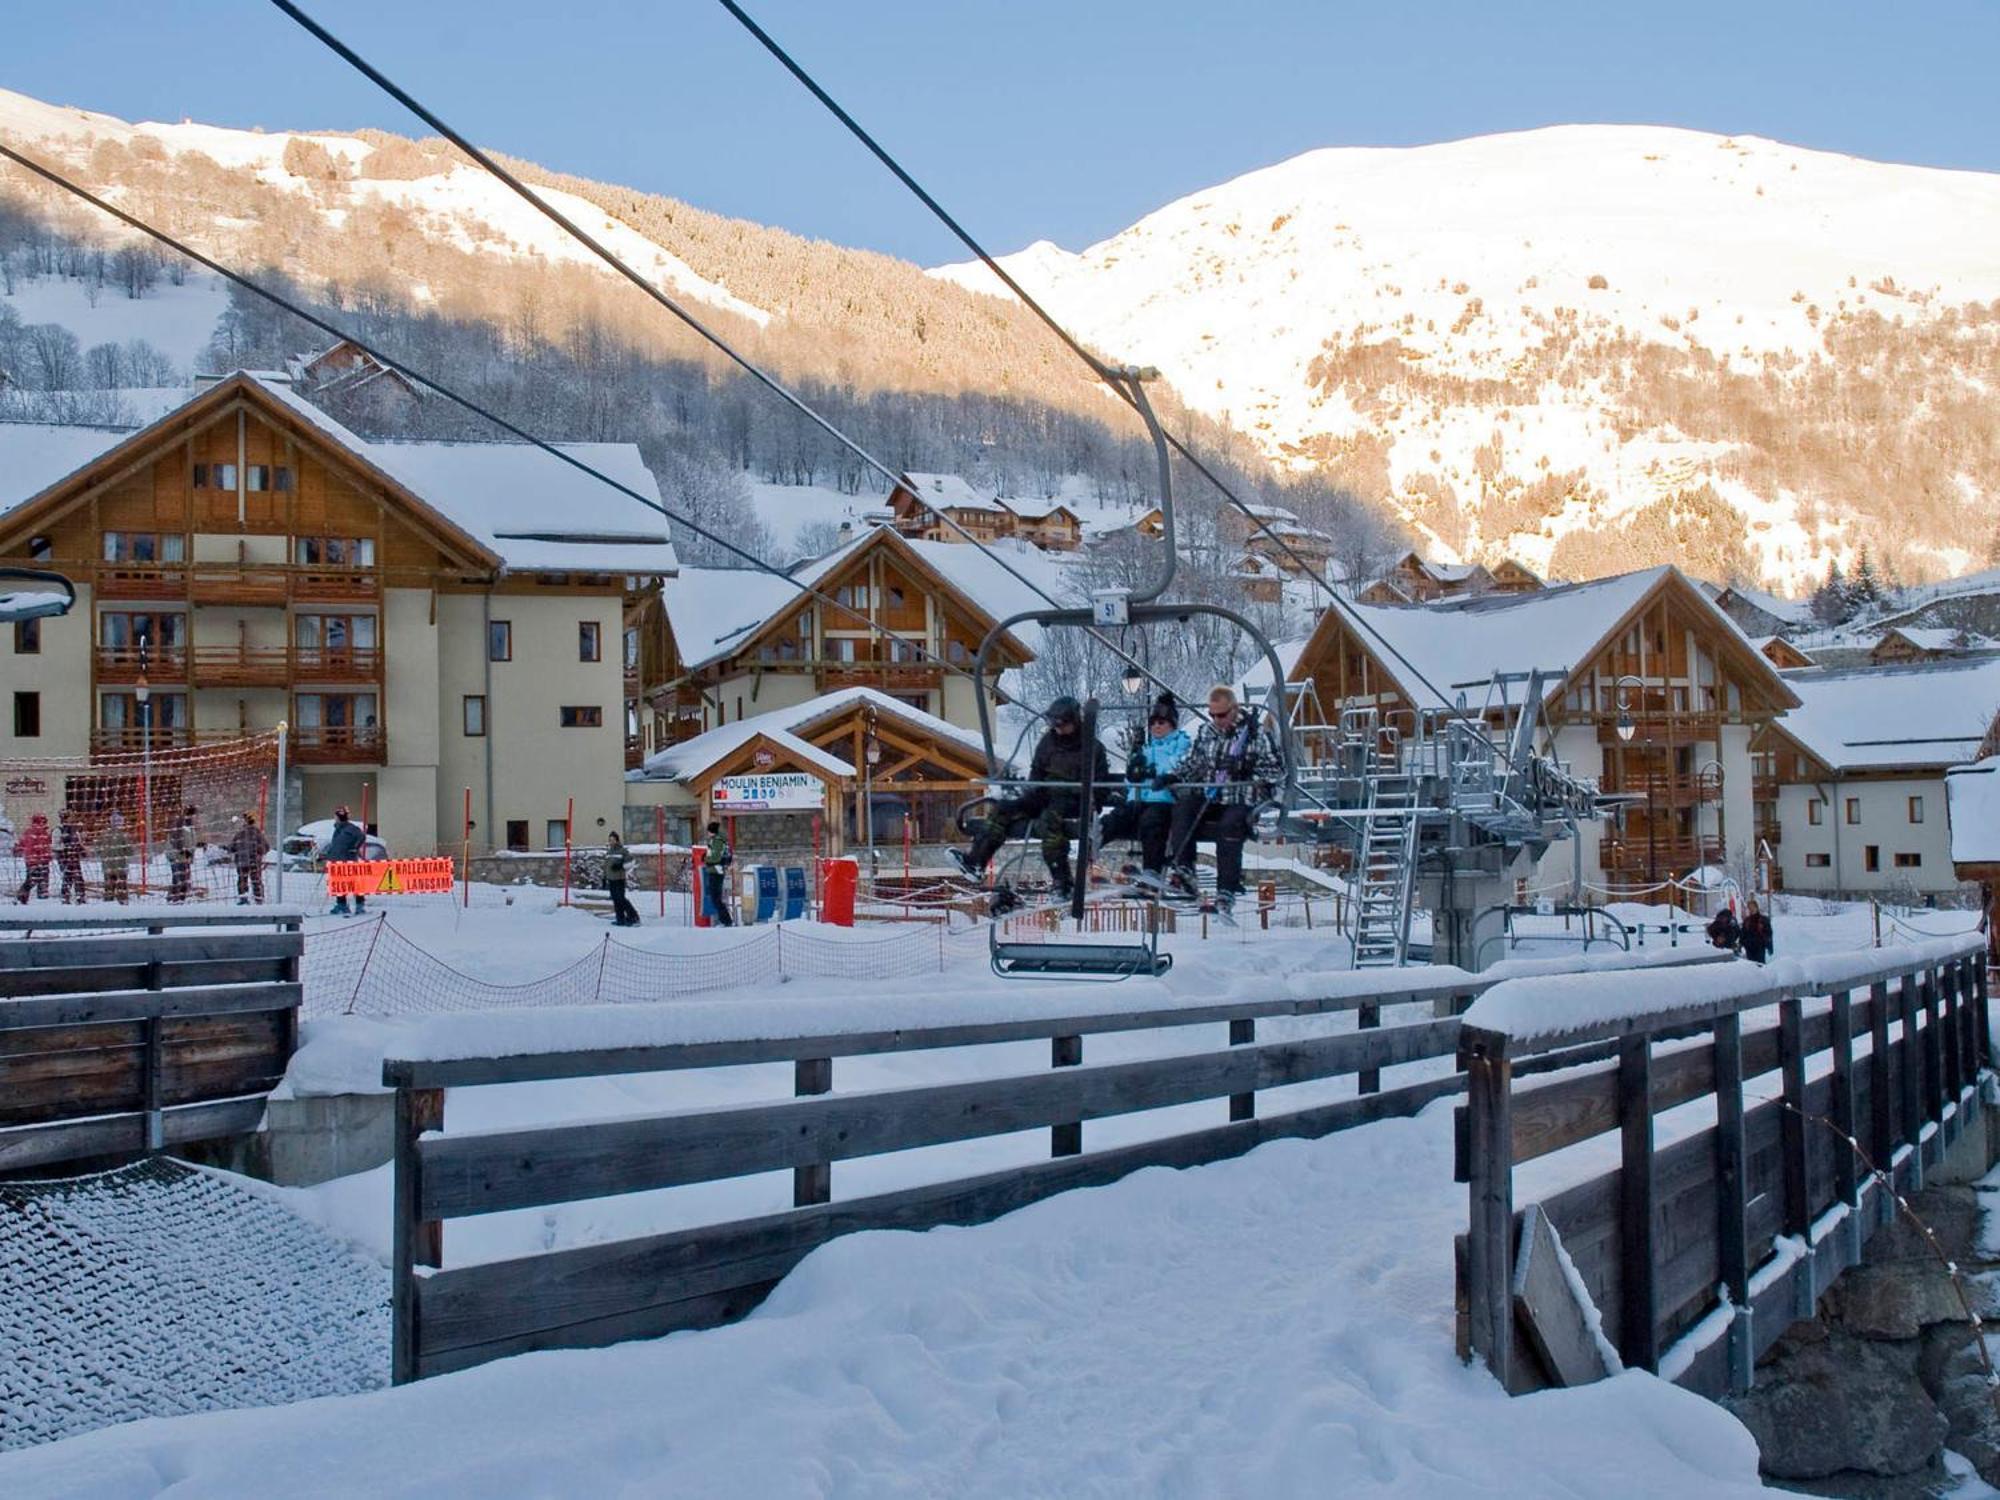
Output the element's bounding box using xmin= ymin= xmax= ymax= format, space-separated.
xmin=327 ymin=857 xmax=456 ymax=895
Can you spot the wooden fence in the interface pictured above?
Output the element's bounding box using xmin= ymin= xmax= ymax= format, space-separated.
xmin=381 ymin=954 xmax=1720 ymax=1383
xmin=1456 ymin=939 xmax=1990 ymax=1399
xmin=0 ymin=914 xmax=304 ymax=1172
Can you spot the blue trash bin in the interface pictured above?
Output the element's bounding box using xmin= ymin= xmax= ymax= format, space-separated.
xmin=749 ymin=864 xmax=780 ymax=924
xmin=782 ymin=865 xmax=808 ymax=921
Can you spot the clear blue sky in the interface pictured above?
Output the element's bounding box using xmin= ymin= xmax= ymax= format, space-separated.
xmin=5 ymin=1 xmax=1997 ymax=264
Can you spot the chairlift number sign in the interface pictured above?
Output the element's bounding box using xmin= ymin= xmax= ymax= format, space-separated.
xmin=714 ymin=772 xmax=825 ymax=812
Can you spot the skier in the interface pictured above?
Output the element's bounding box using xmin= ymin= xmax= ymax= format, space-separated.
xmin=1705 ymin=903 xmax=1741 ymax=953
xmin=605 ymin=831 xmax=640 ymax=927
xmin=1740 ymin=899 xmax=1775 ymax=965
xmin=949 ymin=696 xmax=1109 ymax=904
xmin=13 ymin=813 xmax=51 ymax=903
xmin=167 ymin=804 xmax=199 ymax=904
xmin=1104 ymin=695 xmax=1188 ymax=893
xmin=326 ymin=806 xmax=368 ymax=917
xmin=230 ymin=812 xmax=269 ymax=905
xmin=55 ymin=809 xmax=87 ymax=904
xmin=701 ymin=820 xmax=734 ymax=927
xmin=1167 ymin=685 xmax=1282 ymax=923
xmin=98 ymin=809 xmax=133 ymax=905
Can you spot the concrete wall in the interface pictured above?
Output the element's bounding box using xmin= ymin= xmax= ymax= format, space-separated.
xmin=1776 ymin=774 xmax=1961 ymax=895
xmin=706 ymin=670 xmax=817 ymax=730
xmin=0 ymin=581 xmax=91 ymax=759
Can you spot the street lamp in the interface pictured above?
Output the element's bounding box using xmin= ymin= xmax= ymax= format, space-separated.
xmin=1121 ymin=663 xmax=1145 ymax=696
xmin=1695 ymin=757 xmax=1726 ymax=872
xmin=1612 ymin=673 xmax=1645 ymax=743
xmin=862 ymin=706 xmax=881 ymax=853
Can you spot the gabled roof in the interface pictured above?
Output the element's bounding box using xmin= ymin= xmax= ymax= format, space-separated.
xmin=897 ymin=472 xmax=1009 ymax=515
xmin=0 ymin=373 xmax=676 ymax=576
xmin=1712 ymin=580 xmax=1813 ymax=627
xmin=1771 ymin=658 xmax=2000 ymax=774
xmin=636 ymin=686 xmax=987 ymax=783
xmin=1293 ymin=565 xmax=1799 ymax=715
xmin=1872 ymin=626 xmax=1982 ymax=656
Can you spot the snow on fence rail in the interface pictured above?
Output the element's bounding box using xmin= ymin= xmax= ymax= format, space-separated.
xmin=379 ymin=947 xmax=1730 ymax=1383
xmin=1454 ymin=935 xmax=1990 ymax=1401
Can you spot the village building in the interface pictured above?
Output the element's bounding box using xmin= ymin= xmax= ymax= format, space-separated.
xmin=0 ymin=370 xmax=676 ymax=855
xmin=1706 ymin=580 xmax=1814 ymax=640
xmin=1356 ymin=551 xmax=1543 ymax=605
xmin=1751 ymin=634 xmax=1816 ymax=670
xmin=1867 ymin=625 xmax=1993 ymax=665
xmin=282 ymin=340 xmax=421 ymax=425
xmin=1756 ymin=657 xmax=2000 ymax=897
xmin=884 ymin=472 xmax=1082 ymax=552
xmin=1286 ymin=566 xmax=1797 ymax=892
xmin=1946 ymin=732 xmax=2000 ymax=961
xmin=1227 ymin=553 xmax=1286 ymax=604
xmin=629 ymin=522 xmax=1042 ymax=765
xmin=624 ymin=687 xmax=992 ymax=852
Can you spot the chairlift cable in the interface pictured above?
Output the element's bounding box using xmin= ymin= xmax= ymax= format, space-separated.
xmin=0 ymin=142 xmax=991 ymax=697
xmin=710 ymin=0 xmax=1485 ymax=726
xmin=264 ymin=0 xmax=1181 ymax=708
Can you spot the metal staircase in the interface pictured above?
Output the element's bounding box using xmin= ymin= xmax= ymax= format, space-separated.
xmin=1351 ymin=773 xmax=1419 ymax=968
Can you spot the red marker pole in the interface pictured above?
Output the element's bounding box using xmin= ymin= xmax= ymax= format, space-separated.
xmin=655 ymin=805 xmax=666 ymax=918
xmin=461 ymin=786 xmax=472 ymax=909
xmin=562 ymin=796 xmax=574 ymax=907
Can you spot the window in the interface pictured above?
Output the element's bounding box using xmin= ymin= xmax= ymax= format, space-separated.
xmin=13 ymin=619 xmax=40 ymax=654
xmin=1845 ymin=797 xmax=1860 ymax=825
xmin=578 ymin=621 xmax=601 ymax=662
xmin=505 ymin=819 xmax=529 ymax=853
xmin=1865 ymin=845 xmax=1881 ymax=873
xmin=1908 ymin=796 xmax=1924 ymax=824
xmin=545 ymin=818 xmax=569 ymax=850
xmin=488 ymin=620 xmax=512 ymax=662
xmin=101 ymin=611 xmax=185 ymax=650
xmin=463 ymin=695 xmax=487 ymax=737
xmin=623 ymin=627 xmax=639 ymax=671
xmin=28 ymin=536 xmax=51 ymax=561
xmin=245 ymin=465 xmax=287 ymax=492
xmin=1808 ymin=799 xmax=1824 ymax=827
xmin=12 ymin=691 xmax=40 ymax=738
xmin=192 ymin=462 xmax=237 ymax=490
xmin=1895 ymin=852 xmax=1922 ymax=869
xmin=104 ymin=532 xmax=185 ymax=563
xmin=559 ymin=705 xmax=604 ymax=728
xmin=295 ymin=537 xmax=376 ymax=567
xmin=1806 ymin=853 xmax=1831 ymax=868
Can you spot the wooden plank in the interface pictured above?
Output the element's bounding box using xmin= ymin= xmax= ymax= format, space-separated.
xmin=0 ymin=911 xmax=304 ymax=933
xmin=1870 ymin=979 xmax=1896 ymax=1164
xmin=0 ymin=1092 xmax=268 ymax=1171
xmin=1617 ymin=1036 xmax=1658 ymax=1373
xmin=792 ymin=1058 xmax=832 ymax=1208
xmin=1778 ymin=997 xmax=1809 ymax=1237
xmin=1512 ymin=1205 xmax=1614 ymax=1387
xmin=1357 ymin=1000 xmax=1382 ymax=1095
xmin=417 ymin=1019 xmax=1462 ymax=1221
xmin=411 ymin=1072 xmax=1466 ymax=1370
xmin=1712 ymin=1012 xmax=1751 ymax=1394
xmin=1228 ymin=1017 xmax=1255 ymax=1122
xmin=0 ymin=957 xmax=297 ymax=999
xmin=1051 ymin=1035 xmax=1082 ymax=1158
xmin=0 ymin=931 xmax=301 ymax=972
xmin=392 ymin=1085 xmax=444 ymax=1387
xmin=1900 ymin=974 xmax=1924 ymax=1157
xmin=1464 ymin=1042 xmax=1516 ymax=1390
xmin=0 ymin=983 xmax=302 ymax=1031
xmin=1923 ymin=968 xmax=1945 ymax=1122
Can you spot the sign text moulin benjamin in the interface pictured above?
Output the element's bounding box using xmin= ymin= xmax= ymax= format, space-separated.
xmin=712 ymin=771 xmax=826 ymax=812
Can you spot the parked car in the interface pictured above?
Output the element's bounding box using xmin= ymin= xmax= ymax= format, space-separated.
xmin=282 ymin=819 xmax=389 ymax=871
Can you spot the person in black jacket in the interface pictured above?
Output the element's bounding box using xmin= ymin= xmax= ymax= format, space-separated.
xmin=1706 ymin=904 xmax=1741 ymax=953
xmin=325 ymin=806 xmax=368 ymax=917
xmin=1740 ymin=899 xmax=1775 ymax=964
xmin=604 ymin=831 xmax=641 ymax=927
xmin=950 ymin=696 xmax=1109 ymax=901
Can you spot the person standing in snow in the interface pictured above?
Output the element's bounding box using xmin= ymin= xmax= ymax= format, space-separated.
xmin=701 ymin=821 xmax=734 ymax=927
xmin=1706 ymin=903 xmax=1741 ymax=954
xmin=55 ymin=809 xmax=87 ymax=904
xmin=167 ymin=805 xmax=199 ymax=904
xmin=604 ymin=831 xmax=640 ymax=927
xmin=13 ymin=813 xmax=51 ymax=903
xmin=1167 ymin=686 xmax=1282 ymax=920
xmin=230 ymin=812 xmax=269 ymax=905
xmin=98 ymin=810 xmax=133 ymax=905
xmin=1740 ymin=899 xmax=1775 ymax=965
xmin=325 ymin=806 xmax=368 ymax=917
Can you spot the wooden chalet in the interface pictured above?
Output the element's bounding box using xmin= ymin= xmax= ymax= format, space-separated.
xmin=1753 ymin=635 xmax=1816 ymax=670
xmin=1288 ymin=566 xmax=1798 ymax=889
xmin=1362 ymin=551 xmax=1544 ymax=605
xmin=884 ymin=472 xmax=1081 ymax=552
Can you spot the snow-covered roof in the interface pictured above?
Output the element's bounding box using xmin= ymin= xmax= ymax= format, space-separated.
xmin=1715 ymin=581 xmax=1813 ymax=626
xmin=2 ymin=375 xmax=677 ymax=575
xmin=1317 ymin=566 xmax=1677 ymax=710
xmin=636 ymin=686 xmax=986 ymax=783
xmin=1240 ymin=637 xmax=1312 ymax=697
xmin=899 ymin=472 xmax=1008 ymax=515
xmin=1946 ymin=757 xmax=2000 ymax=867
xmin=1776 ymin=658 xmax=2000 ymax=774
xmin=1874 ymin=626 xmax=1980 ymax=655
xmin=662 ymin=562 xmax=823 ymax=671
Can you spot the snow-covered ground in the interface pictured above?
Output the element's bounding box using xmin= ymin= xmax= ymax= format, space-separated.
xmin=0 ymin=270 xmax=229 ymax=373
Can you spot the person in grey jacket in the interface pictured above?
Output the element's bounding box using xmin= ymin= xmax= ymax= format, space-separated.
xmin=605 ymin=831 xmax=640 ymax=927
xmin=230 ymin=813 xmax=269 ymax=905
xmin=326 ymin=806 xmax=368 ymax=917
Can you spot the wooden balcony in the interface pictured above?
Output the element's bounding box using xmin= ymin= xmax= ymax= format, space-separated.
xmin=90 ymin=727 xmax=193 ymax=756
xmin=190 ymin=644 xmax=291 ymax=687
xmin=625 ymin=734 xmax=645 ymax=772
xmin=294 ymin=646 xmax=382 ymax=683
xmin=95 ymin=565 xmax=188 ymax=602
xmin=1598 ymin=773 xmax=1726 ymax=809
xmin=817 ymin=662 xmax=944 ymax=694
xmin=95 ymin=645 xmax=188 ymax=683
xmin=293 ymin=568 xmax=378 ymax=602
xmin=1599 ymin=834 xmax=1721 ymax=882
xmin=188 ymin=568 xmax=289 ymax=607
xmin=290 ymin=725 xmax=386 ymax=765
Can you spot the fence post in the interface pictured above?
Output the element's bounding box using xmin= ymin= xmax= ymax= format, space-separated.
xmin=794 ymin=1058 xmax=832 ymax=1206
xmin=1357 ymin=999 xmax=1382 ymax=1095
xmin=1229 ymin=1017 xmax=1255 ymax=1121
xmin=656 ymin=805 xmax=666 ymax=919
xmin=391 ymin=1084 xmax=444 ymax=1386
xmin=345 ymin=911 xmax=387 ymax=1016
xmin=1976 ymin=959 xmax=1991 ymax=1071
xmin=1776 ymin=994 xmax=1815 ymax=1313
xmin=1900 ymin=972 xmax=1925 ymax=1190
xmin=1713 ymin=1012 xmax=1752 ymax=1394
xmin=1617 ymin=1035 xmax=1659 ymax=1373
xmin=1051 ymin=1035 xmax=1082 ymax=1157
xmin=1463 ymin=1032 xmax=1515 ymax=1389
xmin=1922 ymin=966 xmax=1945 ymax=1127
xmin=561 ymin=796 xmax=574 ymax=907
xmin=1940 ymin=963 xmax=1963 ymax=1112
xmin=1828 ymin=989 xmax=1859 ymax=1214
xmin=1869 ymin=978 xmax=1895 ymax=1206
xmin=141 ymin=951 xmax=164 ymax=1153
xmin=594 ymin=934 xmax=610 ymax=1001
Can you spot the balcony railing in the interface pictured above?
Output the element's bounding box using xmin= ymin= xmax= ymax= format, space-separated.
xmin=190 ymin=644 xmax=292 ymax=687
xmin=817 ymin=662 xmax=944 ymax=692
xmin=1598 ymin=773 xmax=1726 ymax=808
xmin=91 ymin=562 xmax=379 ymax=606
xmin=294 ymin=646 xmax=382 ymax=682
xmin=1599 ymin=833 xmax=1723 ymax=881
xmin=95 ymin=645 xmax=188 ymax=683
xmin=95 ymin=565 xmax=188 ymax=601
xmin=625 ymin=734 xmax=645 ymax=771
xmin=188 ymin=568 xmax=289 ymax=607
xmin=290 ymin=725 xmax=386 ymax=765
xmin=293 ymin=568 xmax=378 ymax=601
xmin=90 ymin=726 xmax=193 ymax=755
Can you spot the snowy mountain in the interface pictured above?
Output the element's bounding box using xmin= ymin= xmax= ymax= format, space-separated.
xmin=933 ymin=126 xmax=2000 ymax=591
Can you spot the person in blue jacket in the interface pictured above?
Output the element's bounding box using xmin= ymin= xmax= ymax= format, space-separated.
xmin=1106 ymin=695 xmax=1189 ymax=891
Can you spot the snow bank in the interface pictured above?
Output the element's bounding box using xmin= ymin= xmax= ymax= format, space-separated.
xmin=1464 ymin=935 xmax=1981 ymax=1045
xmin=0 ymin=1110 xmax=1770 ymax=1499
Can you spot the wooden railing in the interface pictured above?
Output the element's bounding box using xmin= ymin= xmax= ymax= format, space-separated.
xmin=91 ymin=726 xmax=194 ymax=754
xmin=1456 ymin=938 xmax=1989 ymax=1398
xmin=95 ymin=645 xmax=189 ymax=682
xmin=290 ymin=725 xmax=386 ymax=764
xmin=0 ymin=915 xmax=305 ymax=1171
xmin=91 ymin=563 xmax=378 ymax=605
xmin=381 ymin=951 xmax=1727 ymax=1383
xmin=189 ymin=644 xmax=292 ymax=686
xmin=187 ymin=567 xmax=289 ymax=607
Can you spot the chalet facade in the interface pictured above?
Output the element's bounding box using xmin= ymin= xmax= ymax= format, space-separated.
xmin=1752 ymin=635 xmax=1816 ymax=670
xmin=1868 ymin=626 xmax=1992 ymax=665
xmin=885 ymin=473 xmax=1081 ymax=552
xmin=628 ymin=523 xmax=1034 ymax=762
xmin=1757 ymin=658 xmax=2000 ymax=897
xmin=1288 ymin=567 xmax=1798 ymax=893
xmin=1358 ymin=551 xmax=1544 ymax=605
xmin=0 ymin=371 xmax=675 ymax=855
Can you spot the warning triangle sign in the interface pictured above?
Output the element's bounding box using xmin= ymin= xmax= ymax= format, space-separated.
xmin=373 ymin=865 xmax=403 ymax=894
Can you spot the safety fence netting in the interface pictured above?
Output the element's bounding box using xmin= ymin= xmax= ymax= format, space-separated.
xmin=300 ymin=915 xmax=993 ymax=1018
